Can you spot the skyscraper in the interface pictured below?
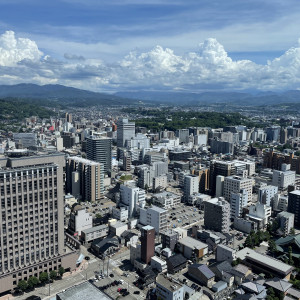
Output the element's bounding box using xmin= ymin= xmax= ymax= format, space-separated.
xmin=86 ymin=136 xmax=112 ymax=173
xmin=117 ymin=118 xmax=135 ymax=148
xmin=0 ymin=153 xmax=77 ymax=294
xmin=140 ymin=225 xmax=155 ymax=264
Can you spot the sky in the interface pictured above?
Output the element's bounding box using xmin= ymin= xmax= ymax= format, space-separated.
xmin=0 ymin=0 xmax=300 ymax=93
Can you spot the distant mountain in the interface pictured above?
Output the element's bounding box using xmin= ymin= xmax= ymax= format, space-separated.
xmin=115 ymin=90 xmax=300 ymax=106
xmin=0 ymin=84 xmax=137 ymax=107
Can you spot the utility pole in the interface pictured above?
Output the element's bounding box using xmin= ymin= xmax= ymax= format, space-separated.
xmin=107 ymin=257 xmax=109 ymax=277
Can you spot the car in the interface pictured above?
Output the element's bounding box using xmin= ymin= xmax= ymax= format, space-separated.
xmin=109 ymin=273 xmax=114 ymax=277
xmin=85 ymin=256 xmax=90 ymax=260
xmin=134 ymin=291 xmax=140 ymax=294
xmin=25 ymin=297 xmax=42 ymax=300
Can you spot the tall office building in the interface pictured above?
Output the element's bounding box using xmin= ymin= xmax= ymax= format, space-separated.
xmin=288 ymin=190 xmax=300 ymax=227
xmin=66 ymin=156 xmax=104 ymax=202
xmin=140 ymin=225 xmax=155 ymax=264
xmin=0 ymin=153 xmax=77 ymax=294
xmin=86 ymin=136 xmax=112 ymax=173
xmin=117 ymin=118 xmax=135 ymax=148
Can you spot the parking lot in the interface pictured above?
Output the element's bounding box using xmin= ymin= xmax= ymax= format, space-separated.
xmin=167 ymin=203 xmax=204 ymax=229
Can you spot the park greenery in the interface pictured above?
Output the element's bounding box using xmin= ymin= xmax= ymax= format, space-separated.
xmin=16 ymin=267 xmax=65 ymax=293
xmin=123 ymin=108 xmax=257 ymax=131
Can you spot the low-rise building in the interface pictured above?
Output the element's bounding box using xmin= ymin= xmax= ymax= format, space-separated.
xmin=152 ymin=191 xmax=181 ymax=209
xmin=156 ymin=274 xmax=184 ymax=300
xmin=216 ymin=244 xmax=236 ymax=263
xmin=166 ymin=254 xmax=187 ymax=274
xmin=188 ymin=264 xmax=215 ymax=288
xmin=178 ymin=236 xmax=208 ymax=259
xmin=80 ymin=224 xmax=108 ymax=244
xmin=151 ymin=256 xmax=167 ymax=273
xmin=112 ymin=206 xmax=129 ymax=222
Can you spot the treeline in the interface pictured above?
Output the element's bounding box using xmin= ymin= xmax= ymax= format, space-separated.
xmin=0 ymin=98 xmax=53 ymax=121
xmin=126 ymin=108 xmax=256 ymax=131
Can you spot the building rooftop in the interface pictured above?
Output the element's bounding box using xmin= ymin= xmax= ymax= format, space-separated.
xmin=81 ymin=224 xmax=108 ymax=234
xmin=56 ymin=281 xmax=112 ymax=300
xmin=142 ymin=225 xmax=155 ymax=231
xmin=179 ymin=236 xmax=208 ymax=249
xmin=156 ymin=274 xmax=182 ymax=291
xmin=236 ymin=247 xmax=294 ymax=275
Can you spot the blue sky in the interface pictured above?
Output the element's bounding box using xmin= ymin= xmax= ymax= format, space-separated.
xmin=0 ymin=0 xmax=300 ymax=92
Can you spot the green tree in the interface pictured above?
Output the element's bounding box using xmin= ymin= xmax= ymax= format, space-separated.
xmin=268 ymin=239 xmax=277 ymax=255
xmin=39 ymin=272 xmax=48 ymax=284
xmin=27 ymin=276 xmax=39 ymax=289
xmin=49 ymin=270 xmax=57 ymax=280
xmin=95 ymin=213 xmax=102 ymax=219
xmin=289 ymin=246 xmax=294 ymax=265
xmin=58 ymin=266 xmax=65 ymax=277
xmin=17 ymin=280 xmax=28 ymax=292
xmin=290 ymin=228 xmax=296 ymax=235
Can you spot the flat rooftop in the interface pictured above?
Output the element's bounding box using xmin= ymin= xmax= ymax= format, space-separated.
xmin=56 ymin=281 xmax=112 ymax=300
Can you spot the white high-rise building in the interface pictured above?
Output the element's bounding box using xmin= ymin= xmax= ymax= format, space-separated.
xmin=223 ymin=175 xmax=253 ymax=203
xmin=184 ymin=175 xmax=199 ymax=200
xmin=139 ymin=206 xmax=168 ymax=233
xmin=120 ymin=182 xmax=145 ymax=217
xmin=230 ymin=189 xmax=248 ymax=218
xmin=258 ymin=185 xmax=278 ymax=206
xmin=272 ymin=164 xmax=295 ymax=189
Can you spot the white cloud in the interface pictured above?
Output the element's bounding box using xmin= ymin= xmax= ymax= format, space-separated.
xmin=1 ymin=30 xmax=300 ymax=92
xmin=0 ymin=31 xmax=42 ymax=66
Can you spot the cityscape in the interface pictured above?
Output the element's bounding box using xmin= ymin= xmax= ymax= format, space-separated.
xmin=1 ymin=1 xmax=300 ymax=300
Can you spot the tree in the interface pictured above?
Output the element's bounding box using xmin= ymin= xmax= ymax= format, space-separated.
xmin=289 ymin=246 xmax=294 ymax=265
xmin=268 ymin=239 xmax=277 ymax=255
xmin=27 ymin=276 xmax=39 ymax=289
xmin=17 ymin=280 xmax=28 ymax=292
xmin=39 ymin=272 xmax=48 ymax=284
xmin=49 ymin=270 xmax=57 ymax=280
xmin=58 ymin=266 xmax=65 ymax=277
xmin=95 ymin=213 xmax=102 ymax=219
xmin=290 ymin=228 xmax=296 ymax=235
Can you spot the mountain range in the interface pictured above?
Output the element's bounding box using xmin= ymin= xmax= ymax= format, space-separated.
xmin=0 ymin=83 xmax=299 ymax=106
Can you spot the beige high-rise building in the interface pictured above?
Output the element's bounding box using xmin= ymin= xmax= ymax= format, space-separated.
xmin=0 ymin=153 xmax=77 ymax=294
xmin=66 ymin=156 xmax=104 ymax=202
xmin=223 ymin=175 xmax=253 ymax=203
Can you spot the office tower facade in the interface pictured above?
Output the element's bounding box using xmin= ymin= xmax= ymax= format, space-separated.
xmin=117 ymin=118 xmax=135 ymax=148
xmin=140 ymin=225 xmax=155 ymax=264
xmin=288 ymin=190 xmax=300 ymax=227
xmin=266 ymin=125 xmax=281 ymax=142
xmin=204 ymin=197 xmax=231 ymax=233
xmin=86 ymin=136 xmax=112 ymax=173
xmin=184 ymin=175 xmax=199 ymax=200
xmin=66 ymin=156 xmax=104 ymax=202
xmin=223 ymin=175 xmax=253 ymax=203
xmin=0 ymin=153 xmax=77 ymax=294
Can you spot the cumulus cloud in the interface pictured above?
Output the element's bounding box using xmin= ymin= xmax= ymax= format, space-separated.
xmin=0 ymin=30 xmax=300 ymax=92
xmin=0 ymin=31 xmax=42 ymax=67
